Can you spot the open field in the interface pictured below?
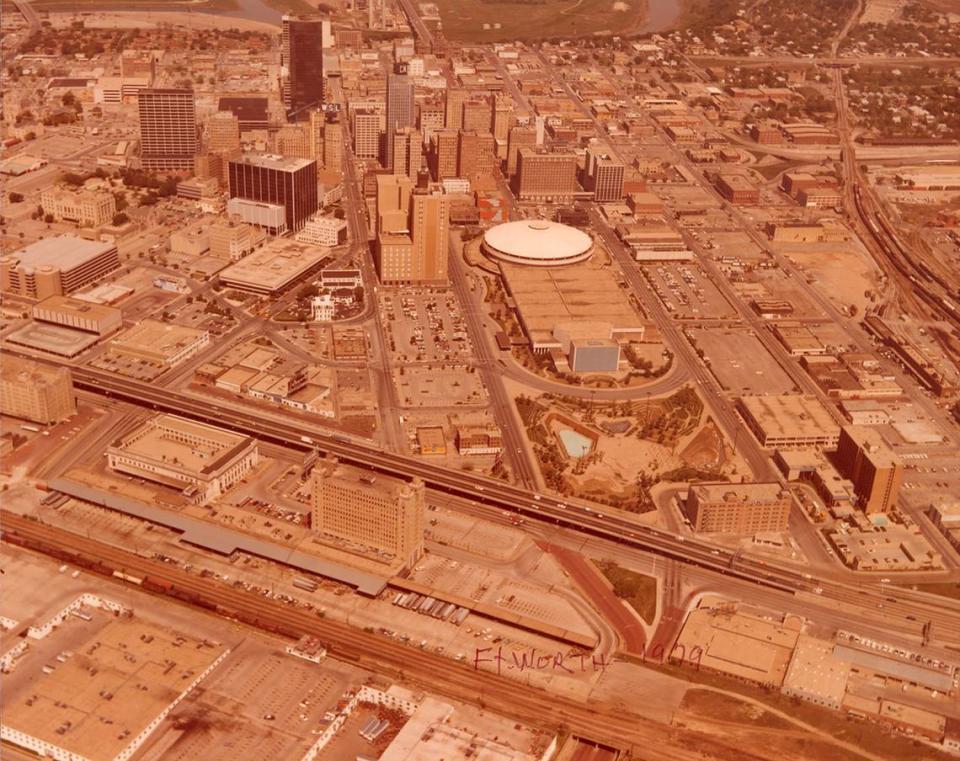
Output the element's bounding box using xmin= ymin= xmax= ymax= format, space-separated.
xmin=432 ymin=0 xmax=650 ymax=42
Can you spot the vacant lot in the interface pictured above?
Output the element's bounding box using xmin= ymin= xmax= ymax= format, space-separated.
xmin=433 ymin=0 xmax=649 ymax=42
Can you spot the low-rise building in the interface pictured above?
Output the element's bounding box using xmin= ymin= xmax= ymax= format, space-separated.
xmin=715 ymin=173 xmax=760 ymax=205
xmin=1 ymin=236 xmax=121 ymax=300
xmin=455 ymin=425 xmax=503 ymax=456
xmin=296 ymin=215 xmax=349 ymax=246
xmin=32 ymin=295 xmax=122 ymax=336
xmin=109 ymin=320 xmax=210 ymax=366
xmin=738 ymin=395 xmax=840 ymax=449
xmin=106 ymin=414 xmax=258 ymax=503
xmin=40 ymin=186 xmax=116 ymax=227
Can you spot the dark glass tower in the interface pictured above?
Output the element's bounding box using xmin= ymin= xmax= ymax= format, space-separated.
xmin=286 ymin=15 xmax=325 ymax=120
xmin=228 ymin=153 xmax=318 ymax=232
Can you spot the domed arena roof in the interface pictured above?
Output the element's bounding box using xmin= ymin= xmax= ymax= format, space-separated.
xmin=482 ymin=220 xmax=593 ymax=266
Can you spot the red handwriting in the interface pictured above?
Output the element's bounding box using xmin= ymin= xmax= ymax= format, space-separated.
xmin=474 ymin=647 xmax=612 ymax=676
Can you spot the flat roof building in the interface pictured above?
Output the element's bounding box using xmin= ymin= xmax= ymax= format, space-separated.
xmin=138 ymin=88 xmax=197 ymax=172
xmin=686 ymin=482 xmax=792 ymax=535
xmin=738 ymin=394 xmax=840 ymax=449
xmin=312 ymin=460 xmax=425 ymax=572
xmin=715 ymin=173 xmax=760 ymax=205
xmin=107 ymin=414 xmax=259 ymax=503
xmin=218 ymin=238 xmax=330 ymax=294
xmin=0 ymin=236 xmax=120 ymax=300
xmin=109 ymin=320 xmax=210 ymax=366
xmin=513 ymin=149 xmax=578 ymax=203
xmin=835 ymin=426 xmax=903 ymax=514
xmin=32 ymin=295 xmax=122 ymax=336
xmin=0 ymin=356 xmax=76 ymax=424
xmin=228 ymin=152 xmax=318 ymax=233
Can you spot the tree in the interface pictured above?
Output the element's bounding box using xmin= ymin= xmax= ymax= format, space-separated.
xmin=8 ymin=192 xmax=24 ymax=203
xmin=112 ymin=212 xmax=129 ymax=226
xmin=44 ymin=213 xmax=54 ymax=224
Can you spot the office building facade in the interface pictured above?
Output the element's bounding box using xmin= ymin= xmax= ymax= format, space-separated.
xmin=513 ymin=149 xmax=578 ymax=202
xmin=0 ymin=357 xmax=76 ymax=424
xmin=138 ymin=88 xmax=197 ymax=172
xmin=228 ymin=153 xmax=318 ymax=233
xmin=312 ymin=461 xmax=425 ymax=570
xmin=285 ymin=15 xmax=325 ymax=119
xmin=686 ymin=483 xmax=792 ymax=535
xmin=836 ymin=426 xmax=903 ymax=514
xmin=385 ymin=65 xmax=416 ymax=170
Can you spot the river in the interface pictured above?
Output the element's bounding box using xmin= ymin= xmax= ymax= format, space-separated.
xmin=82 ymin=0 xmax=681 ymax=34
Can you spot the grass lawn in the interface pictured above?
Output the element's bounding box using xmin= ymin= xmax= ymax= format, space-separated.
xmin=597 ymin=559 xmax=658 ymax=624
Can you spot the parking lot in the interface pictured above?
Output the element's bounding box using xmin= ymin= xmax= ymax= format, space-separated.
xmin=380 ymin=288 xmax=473 ymax=363
xmin=641 ymin=262 xmax=736 ymax=320
xmin=688 ymin=327 xmax=797 ymax=394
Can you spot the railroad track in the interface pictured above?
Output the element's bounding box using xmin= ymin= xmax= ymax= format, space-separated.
xmin=1 ymin=511 xmax=770 ymax=759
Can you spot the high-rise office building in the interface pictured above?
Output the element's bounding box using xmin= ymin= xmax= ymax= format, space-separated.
xmin=506 ymin=126 xmax=536 ymax=176
xmin=138 ymin=88 xmax=197 ymax=172
xmin=458 ymin=130 xmax=496 ymax=181
xmin=391 ymin=127 xmax=422 ymax=178
xmin=417 ymin=101 xmax=445 ymax=146
xmin=836 ymin=426 xmax=903 ymax=514
xmin=513 ymin=148 xmax=578 ymax=202
xmin=429 ymin=129 xmax=459 ymax=181
xmin=461 ymin=98 xmax=492 ymax=133
xmin=0 ymin=356 xmax=76 ymax=425
xmin=228 ymin=153 xmax=318 ymax=233
xmin=207 ymin=110 xmax=241 ymax=153
xmin=311 ymin=460 xmax=425 ymax=573
xmin=491 ymin=95 xmax=513 ymax=158
xmin=275 ymin=123 xmax=311 ymax=158
xmin=385 ymin=64 xmax=416 ymax=169
xmin=375 ymin=173 xmax=413 ymax=237
xmin=308 ymin=108 xmax=325 ymax=160
xmin=374 ymin=175 xmax=449 ymax=284
xmin=585 ymin=144 xmax=625 ymax=203
xmin=285 ymin=15 xmax=325 ymax=119
xmin=410 ymin=187 xmax=450 ymax=284
xmin=323 ymin=114 xmax=342 ymax=171
xmin=445 ymin=88 xmax=469 ymax=129
xmin=353 ymin=109 xmax=383 ymax=160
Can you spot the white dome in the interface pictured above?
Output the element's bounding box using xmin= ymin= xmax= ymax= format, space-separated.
xmin=482 ymin=220 xmax=593 ymax=266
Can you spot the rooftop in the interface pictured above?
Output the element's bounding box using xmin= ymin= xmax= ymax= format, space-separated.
xmin=111 ymin=414 xmax=254 ymax=476
xmin=230 ymin=152 xmax=315 ymax=172
xmin=1 ymin=236 xmax=116 ymax=275
xmin=219 ymin=239 xmax=329 ymax=292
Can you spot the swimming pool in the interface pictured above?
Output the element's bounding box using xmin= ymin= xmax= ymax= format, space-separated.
xmin=558 ymin=429 xmax=593 ymax=458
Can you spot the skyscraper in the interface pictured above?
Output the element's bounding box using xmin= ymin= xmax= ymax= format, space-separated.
xmin=353 ymin=109 xmax=383 ymax=160
xmin=391 ymin=127 xmax=423 ymax=178
xmin=286 ymin=15 xmax=325 ymax=119
xmin=506 ymin=126 xmax=536 ymax=176
xmin=411 ymin=187 xmax=450 ymax=284
xmin=457 ymin=130 xmax=495 ymax=181
xmin=323 ymin=113 xmax=343 ymax=171
xmin=228 ymin=153 xmax=318 ymax=233
xmin=138 ymin=89 xmax=197 ymax=172
xmin=207 ymin=110 xmax=240 ymax=153
xmin=385 ymin=64 xmax=415 ymax=169
xmin=585 ymin=144 xmax=625 ymax=203
xmin=429 ymin=129 xmax=459 ymax=181
xmin=445 ymin=88 xmax=469 ymax=129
